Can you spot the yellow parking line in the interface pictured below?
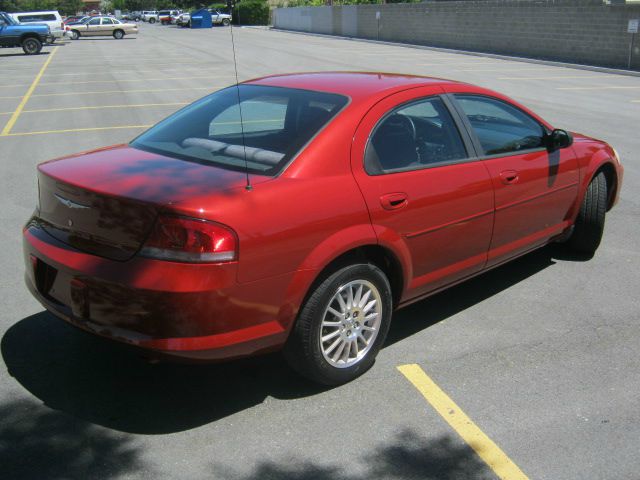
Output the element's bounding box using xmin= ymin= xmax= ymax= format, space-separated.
xmin=397 ymin=364 xmax=529 ymax=480
xmin=0 ymin=86 xmax=218 ymax=100
xmin=0 ymin=75 xmax=227 ymax=89
xmin=46 ymin=60 xmax=223 ymax=70
xmin=457 ymin=66 xmax=560 ymax=72
xmin=16 ymin=102 xmax=188 ymax=114
xmin=497 ymin=75 xmax=601 ymax=80
xmin=1 ymin=47 xmax=58 ymax=136
xmin=4 ymin=125 xmax=151 ymax=137
xmin=0 ymin=67 xmax=231 ymax=81
xmin=557 ymin=85 xmax=640 ymax=90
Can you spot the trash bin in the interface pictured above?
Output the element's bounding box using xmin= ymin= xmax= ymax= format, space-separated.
xmin=190 ymin=8 xmax=212 ymax=28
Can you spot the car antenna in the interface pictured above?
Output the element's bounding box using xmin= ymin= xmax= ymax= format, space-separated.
xmin=228 ymin=0 xmax=251 ymax=191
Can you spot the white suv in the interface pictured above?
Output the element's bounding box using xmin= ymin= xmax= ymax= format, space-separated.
xmin=9 ymin=11 xmax=64 ymax=41
xmin=141 ymin=11 xmax=158 ymax=23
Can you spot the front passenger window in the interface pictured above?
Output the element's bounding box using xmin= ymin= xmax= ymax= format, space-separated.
xmin=455 ymin=95 xmax=546 ymax=156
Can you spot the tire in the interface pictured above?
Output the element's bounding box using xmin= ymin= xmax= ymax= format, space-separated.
xmin=71 ymin=30 xmax=80 ymax=40
xmin=22 ymin=37 xmax=42 ymax=55
xmin=567 ymin=171 xmax=607 ymax=255
xmin=222 ymin=18 xmax=230 ymax=26
xmin=284 ymin=263 xmax=393 ymax=385
xmin=149 ymin=17 xmax=156 ymax=24
xmin=113 ymin=29 xmax=124 ymax=39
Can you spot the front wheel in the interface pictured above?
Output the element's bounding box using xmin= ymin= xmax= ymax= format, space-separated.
xmin=22 ymin=37 xmax=42 ymax=55
xmin=567 ymin=171 xmax=607 ymax=255
xmin=149 ymin=17 xmax=156 ymax=24
xmin=113 ymin=29 xmax=124 ymax=39
xmin=222 ymin=18 xmax=230 ymax=26
xmin=284 ymin=264 xmax=393 ymax=385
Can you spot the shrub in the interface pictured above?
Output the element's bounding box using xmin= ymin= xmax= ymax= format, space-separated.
xmin=233 ymin=0 xmax=268 ymax=25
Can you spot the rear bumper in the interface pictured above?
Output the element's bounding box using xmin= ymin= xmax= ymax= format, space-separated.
xmin=23 ymin=222 xmax=290 ymax=360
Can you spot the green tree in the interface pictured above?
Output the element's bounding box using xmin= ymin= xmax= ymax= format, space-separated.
xmin=58 ymin=0 xmax=83 ymax=15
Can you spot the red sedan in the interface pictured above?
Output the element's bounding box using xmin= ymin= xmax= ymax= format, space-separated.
xmin=23 ymin=73 xmax=623 ymax=385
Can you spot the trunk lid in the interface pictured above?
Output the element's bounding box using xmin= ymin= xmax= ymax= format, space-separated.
xmin=37 ymin=144 xmax=263 ymax=261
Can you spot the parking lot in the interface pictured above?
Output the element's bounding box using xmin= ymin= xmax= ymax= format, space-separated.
xmin=1 ymin=21 xmax=639 ymax=479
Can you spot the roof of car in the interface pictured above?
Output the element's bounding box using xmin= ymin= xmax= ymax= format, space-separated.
xmin=246 ymin=72 xmax=463 ymax=102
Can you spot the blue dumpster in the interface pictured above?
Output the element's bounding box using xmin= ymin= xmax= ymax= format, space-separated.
xmin=190 ymin=8 xmax=212 ymax=28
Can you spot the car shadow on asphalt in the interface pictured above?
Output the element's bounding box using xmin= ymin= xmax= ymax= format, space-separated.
xmin=75 ymin=38 xmax=137 ymax=41
xmin=0 ymin=50 xmax=56 ymax=58
xmin=1 ymin=244 xmax=579 ymax=435
xmin=385 ymin=243 xmax=582 ymax=346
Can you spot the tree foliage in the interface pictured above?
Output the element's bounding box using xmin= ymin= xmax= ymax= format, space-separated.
xmin=233 ymin=0 xmax=268 ymax=25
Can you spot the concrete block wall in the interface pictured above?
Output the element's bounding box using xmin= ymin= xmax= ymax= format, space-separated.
xmin=273 ymin=0 xmax=640 ymax=70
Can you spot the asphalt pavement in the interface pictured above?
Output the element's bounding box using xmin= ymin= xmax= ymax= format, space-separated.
xmin=1 ymin=22 xmax=639 ymax=479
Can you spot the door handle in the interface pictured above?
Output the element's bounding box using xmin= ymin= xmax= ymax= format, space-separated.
xmin=380 ymin=193 xmax=408 ymax=210
xmin=499 ymin=170 xmax=519 ymax=185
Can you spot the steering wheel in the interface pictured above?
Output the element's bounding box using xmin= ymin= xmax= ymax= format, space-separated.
xmin=386 ymin=114 xmax=416 ymax=142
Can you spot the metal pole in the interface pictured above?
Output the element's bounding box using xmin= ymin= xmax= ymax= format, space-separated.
xmin=629 ymin=33 xmax=636 ymax=70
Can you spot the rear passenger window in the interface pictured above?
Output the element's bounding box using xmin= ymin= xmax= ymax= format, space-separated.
xmin=365 ymin=97 xmax=468 ymax=174
xmin=455 ymin=95 xmax=546 ymax=156
xmin=18 ymin=14 xmax=56 ymax=22
xmin=89 ymin=18 xmax=101 ymax=25
xmin=102 ymin=18 xmax=114 ymax=24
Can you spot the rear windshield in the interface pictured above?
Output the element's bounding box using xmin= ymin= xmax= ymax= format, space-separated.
xmin=131 ymin=85 xmax=348 ymax=176
xmin=17 ymin=14 xmax=57 ymax=22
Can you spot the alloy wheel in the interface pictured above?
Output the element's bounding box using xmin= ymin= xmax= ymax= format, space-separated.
xmin=320 ymin=280 xmax=382 ymax=368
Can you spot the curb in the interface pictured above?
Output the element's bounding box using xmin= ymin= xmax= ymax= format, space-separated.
xmin=267 ymin=27 xmax=640 ymax=78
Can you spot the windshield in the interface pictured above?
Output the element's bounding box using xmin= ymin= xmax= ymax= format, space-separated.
xmin=1 ymin=13 xmax=18 ymax=25
xmin=131 ymin=85 xmax=348 ymax=177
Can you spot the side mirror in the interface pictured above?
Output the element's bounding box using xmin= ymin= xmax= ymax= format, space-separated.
xmin=546 ymin=129 xmax=573 ymax=151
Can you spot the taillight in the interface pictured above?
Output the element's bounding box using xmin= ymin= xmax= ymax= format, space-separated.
xmin=139 ymin=215 xmax=237 ymax=263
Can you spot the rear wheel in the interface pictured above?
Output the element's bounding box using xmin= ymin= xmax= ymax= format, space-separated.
xmin=284 ymin=263 xmax=393 ymax=385
xmin=71 ymin=30 xmax=80 ymax=40
xmin=222 ymin=18 xmax=230 ymax=26
xmin=149 ymin=17 xmax=156 ymax=24
xmin=567 ymin=171 xmax=607 ymax=255
xmin=113 ymin=29 xmax=124 ymax=39
xmin=22 ymin=37 xmax=42 ymax=55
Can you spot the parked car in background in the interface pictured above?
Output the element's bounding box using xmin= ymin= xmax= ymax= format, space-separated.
xmin=159 ymin=10 xmax=180 ymax=25
xmin=9 ymin=10 xmax=64 ymax=41
xmin=0 ymin=11 xmax=52 ymax=54
xmin=64 ymin=16 xmax=90 ymax=28
xmin=67 ymin=16 xmax=138 ymax=40
xmin=210 ymin=9 xmax=231 ymax=26
xmin=122 ymin=11 xmax=142 ymax=21
xmin=63 ymin=15 xmax=85 ymax=24
xmin=141 ymin=11 xmax=158 ymax=23
xmin=22 ymin=72 xmax=623 ymax=385
xmin=175 ymin=12 xmax=190 ymax=27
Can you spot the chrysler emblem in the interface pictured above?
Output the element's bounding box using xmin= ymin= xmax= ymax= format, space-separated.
xmin=68 ymin=219 xmax=73 ymax=227
xmin=54 ymin=193 xmax=90 ymax=210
